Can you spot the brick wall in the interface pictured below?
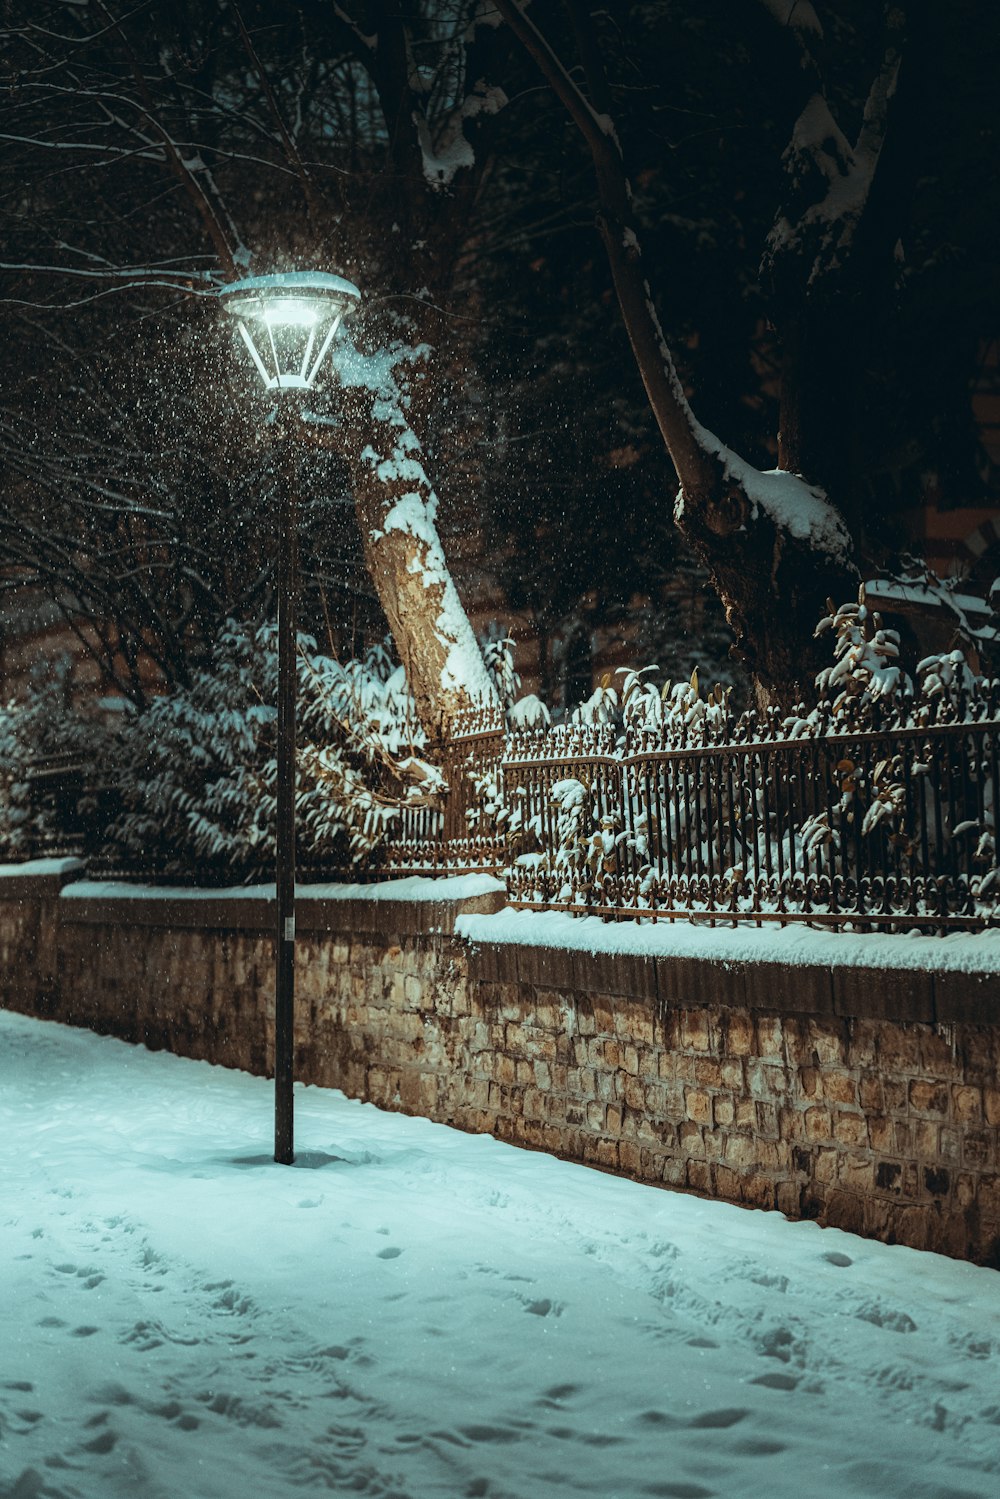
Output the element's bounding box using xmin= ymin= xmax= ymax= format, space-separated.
xmin=1 ymin=870 xmax=997 ymax=1265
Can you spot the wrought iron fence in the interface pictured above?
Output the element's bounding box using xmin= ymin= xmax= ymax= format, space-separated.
xmin=21 ymin=690 xmax=1000 ymax=931
xmin=501 ymin=687 xmax=1000 ymax=931
xmin=23 ymin=714 xmax=506 ymax=883
xmin=379 ymin=712 xmax=505 ymax=876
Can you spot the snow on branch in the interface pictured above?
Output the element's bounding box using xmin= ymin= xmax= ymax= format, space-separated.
xmin=681 ymin=422 xmax=852 ymax=564
xmin=415 ymin=79 xmax=507 ymax=191
xmin=764 ymin=4 xmax=904 ymax=287
xmin=757 ymin=0 xmax=824 ymax=40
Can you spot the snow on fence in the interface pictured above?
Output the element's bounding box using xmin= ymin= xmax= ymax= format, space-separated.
xmin=499 ymin=684 xmax=1000 ymax=932
xmin=395 ymin=681 xmax=999 ymax=933
xmin=17 ymin=669 xmax=999 ymax=934
xmin=379 ymin=712 xmax=505 ymax=877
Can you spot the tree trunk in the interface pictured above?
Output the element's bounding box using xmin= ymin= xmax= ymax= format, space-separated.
xmin=313 ymin=367 xmax=500 ymax=738
xmin=493 ymin=0 xmax=861 ymax=707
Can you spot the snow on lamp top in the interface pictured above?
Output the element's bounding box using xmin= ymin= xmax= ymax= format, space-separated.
xmin=219 ymin=270 xmax=361 ymax=393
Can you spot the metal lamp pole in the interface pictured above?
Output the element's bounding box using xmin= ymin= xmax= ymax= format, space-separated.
xmin=218 ymin=269 xmax=360 ymax=1167
xmin=274 ymin=402 xmax=300 ymax=1165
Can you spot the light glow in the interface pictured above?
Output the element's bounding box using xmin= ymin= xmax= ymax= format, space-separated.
xmin=262 ymin=299 xmax=319 ymax=328
xmin=219 ymin=269 xmax=361 ymax=394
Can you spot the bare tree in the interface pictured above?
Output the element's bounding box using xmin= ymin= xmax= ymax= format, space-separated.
xmin=492 ymin=0 xmax=934 ymax=705
xmin=0 ymin=0 xmax=508 ymax=731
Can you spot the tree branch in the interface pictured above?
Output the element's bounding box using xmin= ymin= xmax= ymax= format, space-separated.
xmin=229 ymin=0 xmax=335 ymax=224
xmin=493 ymin=0 xmax=726 ymax=509
xmin=91 ymin=0 xmax=240 ymax=278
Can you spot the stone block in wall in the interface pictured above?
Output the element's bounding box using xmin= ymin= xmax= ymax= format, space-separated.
xmin=747 ymin=962 xmax=834 ymax=1017
xmin=908 ymin=1079 xmax=950 ymax=1116
xmin=657 ymin=956 xmax=745 ymax=1012
xmin=832 ymin=966 xmax=933 ymax=1023
xmin=612 ymin=998 xmax=655 ymax=1046
xmin=465 ymin=941 xmax=521 ymax=986
xmin=933 ymin=969 xmax=997 ymax=1026
xmin=755 ymin=1014 xmax=787 ymax=1056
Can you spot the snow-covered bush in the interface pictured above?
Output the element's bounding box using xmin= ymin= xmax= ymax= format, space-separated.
xmin=571 ymin=678 xmax=618 ymax=727
xmin=507 ymin=694 xmax=549 ymax=730
xmin=497 ymin=592 xmax=999 ymax=925
xmin=813 ymin=587 xmax=912 ymax=724
xmin=106 ymin=623 xmax=441 ymax=883
xmin=916 ymin=649 xmax=980 ymax=710
xmin=0 ymin=657 xmax=116 ymax=859
xmin=481 ymin=631 xmax=521 ymax=711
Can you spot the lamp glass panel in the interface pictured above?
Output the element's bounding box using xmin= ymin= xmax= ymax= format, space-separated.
xmin=222 ymin=273 xmax=359 ymax=391
xmin=263 ymin=299 xmax=320 ymax=328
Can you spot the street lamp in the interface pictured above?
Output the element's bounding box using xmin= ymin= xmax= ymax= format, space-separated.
xmin=220 ymin=269 xmax=360 ymax=1165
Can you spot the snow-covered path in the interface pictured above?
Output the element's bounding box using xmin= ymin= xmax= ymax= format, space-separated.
xmin=1 ymin=1012 xmax=998 ymax=1499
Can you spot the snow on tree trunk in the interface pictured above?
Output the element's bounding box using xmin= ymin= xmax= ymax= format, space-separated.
xmin=331 ymin=339 xmax=499 ymax=738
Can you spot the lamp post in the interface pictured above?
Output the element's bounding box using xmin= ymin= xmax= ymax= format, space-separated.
xmin=220 ymin=270 xmax=360 ymax=1165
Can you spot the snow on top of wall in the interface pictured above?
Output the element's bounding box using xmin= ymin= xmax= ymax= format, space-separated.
xmin=59 ymin=874 xmax=505 ymax=903
xmin=306 ymin=873 xmax=505 ymax=902
xmin=59 ymin=880 xmax=276 ymax=901
xmin=456 ymin=907 xmax=1000 ymax=975
xmin=0 ymin=857 xmax=85 ymax=879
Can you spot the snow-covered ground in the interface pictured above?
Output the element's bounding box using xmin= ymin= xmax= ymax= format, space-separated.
xmin=1 ymin=1012 xmax=998 ymax=1499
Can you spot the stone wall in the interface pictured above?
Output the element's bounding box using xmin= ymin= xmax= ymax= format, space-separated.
xmin=462 ymin=962 xmax=1000 ymax=1263
xmin=1 ymin=868 xmax=998 ymax=1265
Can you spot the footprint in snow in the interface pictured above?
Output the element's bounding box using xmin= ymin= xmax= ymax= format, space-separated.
xmin=542 ymin=1383 xmax=581 ymax=1403
xmin=854 ymin=1300 xmax=917 ymax=1334
xmin=12 ymin=1411 xmax=44 ymax=1427
xmin=457 ymin=1422 xmax=525 ymax=1445
xmin=636 ymin=1410 xmax=682 ymax=1429
xmin=376 ymin=1246 xmax=403 ymax=1259
xmin=756 ymin=1325 xmax=805 ymax=1364
xmin=750 ymin=1371 xmax=799 ymax=1391
xmin=199 ymin=1391 xmax=280 ymax=1429
xmin=687 ymin=1407 xmax=748 ymax=1429
xmin=213 ymin=1285 xmax=254 ymax=1315
xmin=642 ymin=1483 xmax=715 ymax=1498
xmin=48 ymin=1255 xmax=98 ymax=1283
xmin=823 ymin=1251 xmax=853 ymax=1267
xmin=523 ymin=1297 xmax=562 ymax=1317
xmin=948 ymin=1330 xmax=995 ymax=1360
xmin=731 ymin=1436 xmax=787 ymax=1456
xmin=81 ymin=1427 xmax=118 ymax=1455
